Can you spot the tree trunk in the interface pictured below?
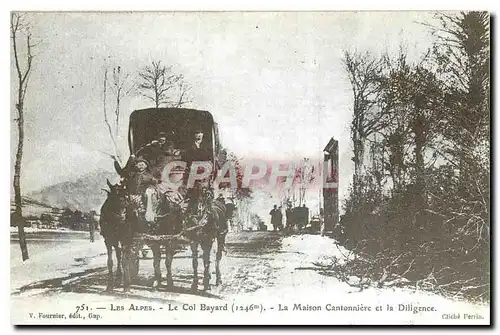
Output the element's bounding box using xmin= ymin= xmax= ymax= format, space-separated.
xmin=352 ymin=135 xmax=364 ymax=204
xmin=412 ymin=113 xmax=427 ymax=233
xmin=14 ymin=101 xmax=29 ymax=261
xmin=11 ymin=13 xmax=34 ymax=262
xmin=89 ymin=221 xmax=95 ymax=243
xmin=155 ymin=85 xmax=159 ymax=109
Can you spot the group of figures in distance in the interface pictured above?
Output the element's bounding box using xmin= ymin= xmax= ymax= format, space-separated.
xmin=99 ymin=108 xmax=230 ymax=293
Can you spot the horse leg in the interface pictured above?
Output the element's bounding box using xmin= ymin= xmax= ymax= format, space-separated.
xmin=105 ymin=240 xmax=114 ymax=291
xmin=144 ymin=188 xmax=155 ymax=223
xmin=165 ymin=242 xmax=174 ymax=289
xmin=215 ymin=234 xmax=226 ymax=286
xmin=115 ymin=243 xmax=122 ymax=286
xmin=151 ymin=243 xmax=162 ymax=290
xmin=122 ymin=244 xmax=131 ymax=293
xmin=190 ymin=242 xmax=199 ymax=292
xmin=201 ymin=239 xmax=212 ymax=291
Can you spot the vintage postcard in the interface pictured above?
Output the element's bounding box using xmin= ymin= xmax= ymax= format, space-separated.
xmin=10 ymin=11 xmax=490 ymax=325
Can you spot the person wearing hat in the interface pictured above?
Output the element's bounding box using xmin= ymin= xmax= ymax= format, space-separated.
xmin=127 ymin=157 xmax=160 ymax=195
xmin=120 ymin=158 xmax=159 ymax=232
xmin=153 ymin=131 xmax=173 ymax=152
xmin=270 ymin=205 xmax=280 ymax=232
xmin=135 ymin=132 xmax=165 ymax=166
xmin=136 ymin=131 xmax=176 ymax=176
xmin=182 ymin=130 xmax=212 ymax=187
xmin=155 ymin=138 xmax=181 ymax=178
xmin=158 ymin=132 xmax=168 ymax=145
xmin=184 ymin=130 xmax=210 ymax=163
xmin=154 ymin=132 xmax=169 ymax=156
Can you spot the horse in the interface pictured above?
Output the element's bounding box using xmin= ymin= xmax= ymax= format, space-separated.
xmin=139 ymin=186 xmax=185 ymax=290
xmin=101 ymin=175 xmax=228 ymax=292
xmin=141 ymin=183 xmax=228 ymax=292
xmin=99 ymin=179 xmax=136 ymax=292
xmin=183 ymin=185 xmax=228 ymax=291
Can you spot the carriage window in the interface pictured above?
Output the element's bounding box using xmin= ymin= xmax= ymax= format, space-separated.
xmin=128 ymin=109 xmax=216 ymax=161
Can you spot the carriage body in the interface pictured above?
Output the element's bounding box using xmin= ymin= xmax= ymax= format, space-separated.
xmin=103 ymin=108 xmax=228 ymax=290
xmin=128 ymin=107 xmax=223 ymax=174
xmin=126 ymin=108 xmax=224 ymax=258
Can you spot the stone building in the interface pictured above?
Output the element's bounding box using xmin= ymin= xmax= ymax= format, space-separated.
xmin=322 ymin=137 xmax=339 ymax=234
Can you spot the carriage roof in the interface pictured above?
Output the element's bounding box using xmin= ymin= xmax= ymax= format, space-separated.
xmin=129 ymin=108 xmax=215 ymax=121
xmin=128 ymin=107 xmax=220 ymax=156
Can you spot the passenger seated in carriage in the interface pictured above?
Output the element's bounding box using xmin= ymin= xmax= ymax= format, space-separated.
xmin=184 ymin=129 xmax=211 ymax=164
xmin=180 ymin=130 xmax=212 ymax=187
xmin=113 ymin=129 xmax=214 ymax=228
xmin=155 ymin=140 xmax=182 ymax=181
xmin=134 ymin=129 xmax=210 ymax=188
xmin=182 ymin=130 xmax=214 ymax=210
xmin=127 ymin=158 xmax=159 ymax=194
xmin=135 ymin=132 xmax=168 ymax=169
xmin=129 ymin=131 xmax=179 ymax=179
xmin=125 ymin=158 xmax=160 ymax=229
xmin=113 ymin=135 xmax=161 ymax=181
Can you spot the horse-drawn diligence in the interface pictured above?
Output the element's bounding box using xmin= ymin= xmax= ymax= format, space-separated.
xmin=99 ymin=108 xmax=229 ymax=293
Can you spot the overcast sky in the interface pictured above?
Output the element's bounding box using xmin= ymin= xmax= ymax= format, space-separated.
xmin=10 ymin=11 xmax=439 ymax=199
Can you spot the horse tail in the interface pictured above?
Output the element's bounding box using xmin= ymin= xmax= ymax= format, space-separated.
xmin=144 ymin=187 xmax=155 ymax=222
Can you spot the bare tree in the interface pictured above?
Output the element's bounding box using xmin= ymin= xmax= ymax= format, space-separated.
xmin=175 ymin=76 xmax=191 ymax=108
xmin=137 ymin=60 xmax=191 ymax=108
xmin=11 ymin=13 xmax=38 ymax=261
xmin=342 ymin=50 xmax=385 ymax=200
xmin=297 ymin=158 xmax=316 ymax=206
xmin=102 ymin=69 xmax=120 ymax=164
xmin=109 ymin=66 xmax=135 ymax=137
xmin=102 ymin=65 xmax=134 ymax=164
xmin=338 ymin=13 xmax=490 ymax=302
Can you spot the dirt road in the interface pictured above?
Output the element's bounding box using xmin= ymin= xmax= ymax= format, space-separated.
xmin=11 ymin=231 xmax=490 ymax=325
xmin=12 ymin=231 xmax=286 ymax=299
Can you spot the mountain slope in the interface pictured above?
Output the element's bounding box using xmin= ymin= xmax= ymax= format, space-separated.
xmin=28 ymin=169 xmax=120 ymax=213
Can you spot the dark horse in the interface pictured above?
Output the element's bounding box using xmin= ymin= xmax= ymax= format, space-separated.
xmin=99 ymin=180 xmax=138 ymax=292
xmin=100 ymin=179 xmax=228 ymax=292
xmin=184 ymin=186 xmax=228 ymax=291
xmin=145 ymin=184 xmax=228 ymax=292
xmin=140 ymin=186 xmax=185 ymax=290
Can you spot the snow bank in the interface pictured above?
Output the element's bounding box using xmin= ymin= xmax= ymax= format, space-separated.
xmin=10 ymin=233 xmax=490 ymax=325
xmin=11 ymin=239 xmax=107 ymax=290
xmin=10 ymin=227 xmax=89 ymax=234
xmin=281 ymin=234 xmax=354 ymax=265
xmin=234 ymin=234 xmax=490 ymax=325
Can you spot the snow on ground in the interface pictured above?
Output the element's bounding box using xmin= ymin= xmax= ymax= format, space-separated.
xmin=281 ymin=233 xmax=355 ymax=265
xmin=11 ymin=236 xmax=107 ymax=290
xmin=10 ymin=227 xmax=85 ymax=234
xmin=232 ymin=234 xmax=490 ymax=325
xmin=10 ymin=232 xmax=490 ymax=325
